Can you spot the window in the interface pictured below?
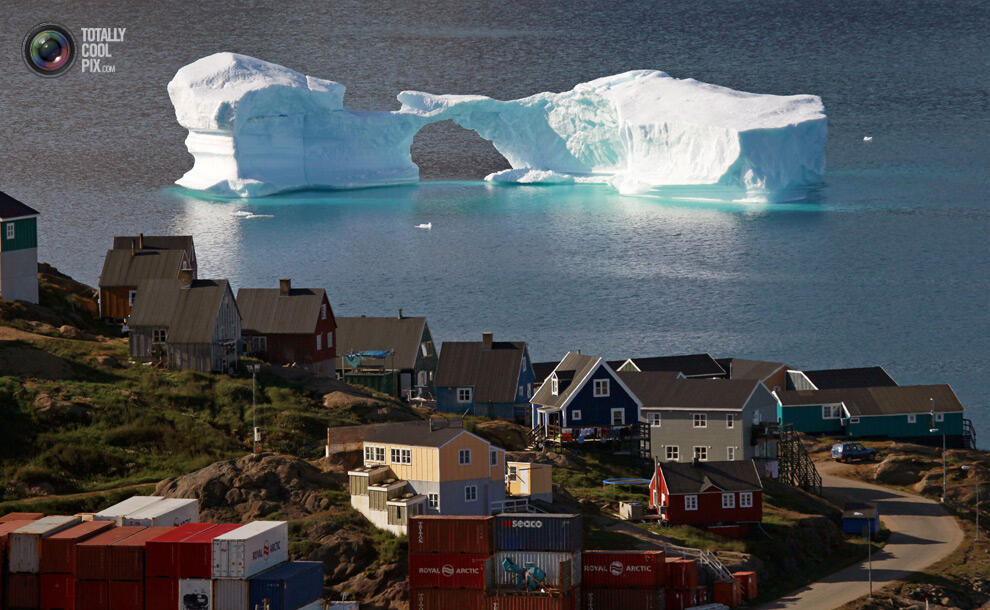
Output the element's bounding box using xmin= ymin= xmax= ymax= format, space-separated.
xmin=527 ymin=383 xmax=532 ymax=397
xmin=457 ymin=387 xmax=473 ymax=403
xmin=571 ymin=410 xmax=582 ymax=421
xmin=316 ymin=334 xmax=322 ymax=350
xmin=251 ymin=336 xmax=267 ymax=353
xmin=935 ymin=413 xmax=944 ymax=422
xmin=684 ymin=495 xmax=698 ymax=511
xmin=152 ymin=328 xmax=167 ymax=343
xmin=458 ymin=449 xmax=471 ymax=465
xmin=611 ymin=408 xmax=625 ymax=426
xmin=551 ymin=376 xmax=559 ymax=396
xmin=722 ymin=493 xmax=736 ymax=509
xmin=849 ymin=417 xmax=860 ymax=424
xmin=665 ymin=446 xmax=679 ymax=461
xmin=726 ymin=414 xmax=735 ymax=429
xmin=694 ymin=446 xmax=708 ymax=461
xmin=727 ymin=446 xmax=736 ymax=461
xmin=740 ymin=492 xmax=754 ymax=508
xmin=693 ymin=413 xmax=707 ymax=428
xmin=364 ymin=446 xmax=385 ymax=463
xmin=428 ymin=493 xmax=439 ymax=510
xmin=822 ymin=404 xmax=842 ymax=419
xmin=320 ymin=304 xmax=327 ymax=320
xmin=417 ymin=370 xmax=428 ymax=387
xmin=648 ymin=412 xmax=662 ymax=427
xmin=128 ymin=289 xmax=138 ymax=306
xmin=490 ymin=450 xmax=498 ymax=466
xmin=326 ymin=332 xmax=333 ymax=348
xmin=391 ymin=448 xmax=411 ymax=465
xmin=593 ymin=379 xmax=610 ymax=397
xmin=907 ymin=414 xmax=917 ymax=424
xmin=465 ymin=485 xmax=478 ymax=502
xmin=508 ymin=465 xmax=518 ymax=481
xmin=5 ymin=223 xmax=14 ymax=240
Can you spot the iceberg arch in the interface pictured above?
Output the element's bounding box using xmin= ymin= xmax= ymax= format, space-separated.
xmin=168 ymin=53 xmax=827 ymax=200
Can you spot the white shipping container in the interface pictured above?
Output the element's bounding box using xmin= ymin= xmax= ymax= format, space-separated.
xmin=212 ymin=521 xmax=288 ymax=579
xmin=490 ymin=551 xmax=582 ymax=590
xmin=122 ymin=498 xmax=199 ymax=527
xmin=179 ymin=579 xmax=212 ymax=610
xmin=212 ymin=579 xmax=248 ymax=610
xmin=326 ymin=603 xmax=358 ymax=610
xmin=8 ymin=515 xmax=81 ymax=573
xmin=93 ymin=495 xmax=165 ymax=525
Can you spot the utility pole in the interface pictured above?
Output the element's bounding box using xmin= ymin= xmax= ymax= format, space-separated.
xmin=249 ymin=363 xmax=261 ymax=454
xmin=854 ymin=511 xmax=872 ymax=599
xmin=929 ymin=398 xmax=945 ymax=502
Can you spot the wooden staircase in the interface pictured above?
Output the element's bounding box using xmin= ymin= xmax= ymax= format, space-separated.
xmin=963 ymin=418 xmax=977 ymax=449
xmin=778 ymin=424 xmax=822 ymax=495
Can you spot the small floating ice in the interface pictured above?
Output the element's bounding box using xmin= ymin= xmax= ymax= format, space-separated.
xmin=485 ymin=168 xmax=576 ymax=185
xmin=415 ymin=222 xmax=432 ymax=230
xmin=232 ymin=210 xmax=253 ymax=216
xmin=243 ymin=213 xmax=274 ymax=219
xmin=863 ymin=136 xmax=873 ymax=142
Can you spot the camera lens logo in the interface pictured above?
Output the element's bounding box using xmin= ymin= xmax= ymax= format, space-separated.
xmin=23 ymin=23 xmax=76 ymax=77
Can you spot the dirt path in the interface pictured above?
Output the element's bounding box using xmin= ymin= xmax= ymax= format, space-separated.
xmin=9 ymin=482 xmax=155 ymax=506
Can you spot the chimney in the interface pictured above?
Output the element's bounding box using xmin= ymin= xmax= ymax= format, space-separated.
xmin=398 ymin=308 xmax=403 ymax=319
xmin=138 ymin=233 xmax=144 ymax=249
xmin=482 ymin=331 xmax=493 ymax=349
xmin=279 ymin=278 xmax=291 ymax=295
xmin=178 ymin=269 xmax=194 ymax=287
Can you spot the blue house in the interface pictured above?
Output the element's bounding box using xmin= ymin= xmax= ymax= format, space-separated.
xmin=529 ymin=352 xmax=641 ymax=441
xmin=434 ymin=332 xmax=534 ymax=422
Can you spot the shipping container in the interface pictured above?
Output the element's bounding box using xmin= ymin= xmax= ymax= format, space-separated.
xmin=0 ymin=520 xmax=36 ymax=562
xmin=107 ymin=526 xmax=171 ymax=581
xmin=39 ymin=520 xmax=115 ymax=574
xmin=212 ymin=521 xmax=288 ymax=580
xmin=693 ymin=585 xmax=711 ymax=605
xmin=93 ymin=496 xmax=164 ymax=526
xmin=490 ymin=551 xmax=581 ymax=591
xmin=408 ymin=553 xmax=491 ymax=590
xmin=76 ymin=527 xmax=146 ymax=580
xmin=145 ymin=577 xmax=178 ymax=610
xmin=108 ymin=580 xmax=142 ymax=610
xmin=213 ymin=579 xmax=248 ymax=610
xmin=486 ymin=589 xmax=577 ymax=610
xmin=121 ymin=498 xmax=198 ymax=528
xmin=40 ymin=572 xmax=73 ymax=609
xmin=493 ymin=514 xmax=581 ymax=553
xmin=249 ymin=561 xmax=323 ymax=610
xmin=144 ymin=522 xmax=217 ymax=578
xmin=581 ymin=550 xmax=666 ymax=589
xmin=713 ymin=581 xmax=743 ymax=607
xmin=178 ymin=523 xmax=241 ymax=579
xmin=582 ymin=588 xmax=666 ymax=610
xmin=325 ymin=603 xmax=359 ymax=610
xmin=665 ymin=588 xmax=690 ymax=610
xmin=408 ymin=588 xmax=486 ymax=610
xmin=7 ymin=572 xmax=39 ymax=608
xmin=9 ymin=515 xmax=81 ymax=573
xmin=666 ymin=558 xmax=699 ymax=590
xmin=408 ymin=515 xmax=494 ymax=555
xmin=0 ymin=513 xmax=44 ymax=523
xmin=75 ymin=580 xmax=108 ymax=610
xmin=732 ymin=571 xmax=757 ymax=600
xmin=180 ymin=579 xmax=213 ymax=610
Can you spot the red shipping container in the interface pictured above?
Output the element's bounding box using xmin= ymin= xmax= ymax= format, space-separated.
xmin=7 ymin=572 xmax=39 ymax=608
xmin=408 ymin=588 xmax=486 ymax=610
xmin=144 ymin=522 xmax=216 ymax=578
xmin=694 ymin=585 xmax=711 ymax=605
xmin=485 ymin=590 xmax=577 ymax=610
xmin=108 ymin=580 xmax=141 ymax=610
xmin=41 ymin=572 xmax=73 ymax=610
xmin=665 ymin=588 xmax=690 ymax=610
xmin=108 ymin=527 xmax=171 ymax=581
xmin=666 ymin=557 xmax=698 ymax=589
xmin=0 ymin=513 xmax=44 ymax=523
xmin=408 ymin=515 xmax=494 ymax=555
xmin=733 ymin=570 xmax=758 ymax=600
xmin=176 ymin=523 xmax=241 ymax=579
xmin=713 ymin=580 xmax=743 ymax=607
xmin=40 ymin=520 xmax=115 ymax=574
xmin=76 ymin=527 xmax=146 ymax=580
xmin=144 ymin=577 xmax=177 ymax=610
xmin=582 ymin=588 xmax=665 ymax=610
xmin=75 ymin=580 xmax=108 ymax=610
xmin=409 ymin=553 xmax=490 ymax=589
xmin=581 ymin=550 xmax=666 ymax=588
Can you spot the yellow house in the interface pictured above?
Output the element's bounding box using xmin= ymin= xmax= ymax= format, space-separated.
xmin=507 ymin=461 xmax=553 ymax=503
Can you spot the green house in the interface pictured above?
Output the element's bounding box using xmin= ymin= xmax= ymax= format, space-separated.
xmin=0 ymin=191 xmax=39 ymax=304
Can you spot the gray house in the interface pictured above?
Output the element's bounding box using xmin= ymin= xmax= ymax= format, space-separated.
xmin=128 ymin=272 xmax=241 ymax=373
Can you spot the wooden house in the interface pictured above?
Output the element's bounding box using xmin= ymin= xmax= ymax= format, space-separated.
xmin=649 ymin=459 xmax=763 ymax=532
xmin=335 ymin=312 xmax=437 ymax=398
xmin=112 ymin=234 xmax=197 ymax=277
xmin=99 ymin=235 xmax=193 ymax=319
xmin=237 ymin=279 xmax=337 ymax=376
xmin=0 ymin=191 xmax=39 ymax=304
xmin=434 ymin=332 xmax=535 ymax=421
xmin=717 ymin=358 xmax=789 ymax=392
xmin=127 ymin=272 xmax=240 ymax=373
xmin=506 ymin=461 xmax=553 ymax=503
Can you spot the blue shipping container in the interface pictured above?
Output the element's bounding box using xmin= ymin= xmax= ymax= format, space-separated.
xmin=249 ymin=561 xmax=324 ymax=610
xmin=494 ymin=513 xmax=582 ymax=552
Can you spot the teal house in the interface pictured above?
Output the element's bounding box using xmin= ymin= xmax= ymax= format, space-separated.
xmin=0 ymin=191 xmax=39 ymax=304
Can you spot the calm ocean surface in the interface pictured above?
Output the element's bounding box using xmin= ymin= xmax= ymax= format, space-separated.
xmin=1 ymin=1 xmax=987 ymax=444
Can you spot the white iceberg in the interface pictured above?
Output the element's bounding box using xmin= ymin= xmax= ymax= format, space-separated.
xmin=169 ymin=53 xmax=827 ymax=200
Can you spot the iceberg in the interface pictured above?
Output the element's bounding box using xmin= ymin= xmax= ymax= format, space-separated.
xmin=169 ymin=53 xmax=827 ymax=200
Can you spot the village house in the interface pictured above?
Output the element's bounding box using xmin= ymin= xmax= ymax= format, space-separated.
xmin=717 ymin=358 xmax=789 ymax=392
xmin=649 ymin=459 xmax=763 ymax=535
xmin=0 ymin=191 xmax=39 ymax=304
xmin=237 ymin=279 xmax=337 ymax=376
xmin=531 ymin=361 xmax=557 ymax=393
xmin=787 ymin=366 xmax=898 ymax=391
xmin=434 ymin=332 xmax=535 ymax=421
xmin=112 ymin=234 xmax=197 ymax=278
xmin=609 ymin=353 xmax=728 ymax=378
xmin=127 ymin=271 xmax=241 ymax=373
xmin=335 ymin=311 xmax=437 ymax=399
xmin=99 ymin=234 xmax=194 ymax=319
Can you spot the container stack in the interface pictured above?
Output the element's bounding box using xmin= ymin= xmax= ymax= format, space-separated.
xmin=732 ymin=571 xmax=758 ymax=601
xmin=39 ymin=520 xmax=115 ymax=609
xmin=580 ymin=550 xmax=666 ymax=610
xmin=0 ymin=518 xmax=40 ymax=605
xmin=76 ymin=526 xmax=147 ymax=609
xmin=664 ymin=557 xmax=700 ymax=610
xmin=144 ymin=522 xmax=219 ymax=610
xmin=8 ymin=515 xmax=81 ymax=609
xmin=212 ymin=520 xmax=291 ymax=609
xmin=108 ymin=526 xmax=173 ymax=609
xmin=490 ymin=513 xmax=582 ymax=610
xmin=408 ymin=515 xmax=494 ymax=609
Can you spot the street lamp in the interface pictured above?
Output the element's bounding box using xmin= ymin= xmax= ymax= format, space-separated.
xmin=961 ymin=465 xmax=982 ymax=542
xmin=853 ymin=511 xmax=872 ymax=598
xmin=929 ymin=398 xmax=946 ymax=503
xmin=248 ymin=364 xmax=261 ymax=454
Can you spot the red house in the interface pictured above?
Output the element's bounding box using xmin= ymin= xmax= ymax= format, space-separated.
xmin=237 ymin=279 xmax=337 ymax=375
xmin=649 ymin=459 xmax=763 ymax=534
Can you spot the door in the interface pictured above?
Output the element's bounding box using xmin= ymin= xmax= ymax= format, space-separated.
xmin=401 ymin=372 xmax=412 ymax=394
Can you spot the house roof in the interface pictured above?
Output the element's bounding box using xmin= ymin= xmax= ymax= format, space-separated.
xmin=842 ymin=502 xmax=878 ymax=520
xmin=657 ymin=460 xmax=763 ymax=494
xmin=532 ymin=361 xmax=558 ymax=384
xmin=113 ymin=236 xmax=195 ymax=261
xmin=364 ymin=421 xmax=470 ymax=447
xmin=530 ymin=352 xmax=600 ymax=408
xmin=435 ymin=340 xmax=526 ymax=403
xmin=609 ymin=354 xmax=726 ymax=378
xmin=128 ymin=279 xmax=233 ymax=344
xmin=99 ymin=249 xmax=186 ymax=287
xmin=615 ymin=371 xmax=685 ymax=404
xmin=630 ymin=376 xmax=761 ymax=411
xmin=719 ymin=358 xmax=787 ymax=383
xmin=803 ymin=366 xmax=897 ymax=389
xmin=0 ymin=191 xmax=39 ymax=220
xmin=777 ymin=384 xmax=964 ymax=416
xmin=237 ymin=287 xmax=329 ymax=335
xmin=335 ymin=316 xmax=428 ymax=370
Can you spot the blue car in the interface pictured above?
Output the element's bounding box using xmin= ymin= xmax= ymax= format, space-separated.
xmin=832 ymin=442 xmax=877 ymax=463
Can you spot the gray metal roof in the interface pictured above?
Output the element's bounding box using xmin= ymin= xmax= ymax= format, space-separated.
xmin=113 ymin=236 xmax=195 ymax=262
xmin=128 ymin=279 xmax=233 ymax=343
xmin=335 ymin=315 xmax=428 ymax=370
xmin=237 ymin=287 xmax=328 ymax=335
xmin=364 ymin=421 xmax=468 ymax=447
xmin=720 ymin=358 xmax=787 ymax=382
xmin=99 ymin=249 xmax=186 ymax=287
xmin=609 ymin=354 xmax=726 ymax=378
xmin=0 ymin=191 xmax=39 ymax=220
xmin=530 ymin=352 xmax=599 ymax=408
xmin=615 ymin=371 xmax=685 ymax=404
xmin=435 ymin=340 xmax=525 ymax=403
xmin=777 ymin=384 xmax=964 ymax=416
xmin=629 ymin=376 xmax=761 ymax=411
xmin=658 ymin=459 xmax=763 ymax=494
xmin=803 ymin=366 xmax=897 ymax=389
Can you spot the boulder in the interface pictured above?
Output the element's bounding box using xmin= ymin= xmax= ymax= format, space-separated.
xmin=874 ymin=455 xmax=925 ymax=485
xmin=58 ymin=325 xmax=82 ymax=339
xmin=33 ymin=393 xmax=88 ymax=420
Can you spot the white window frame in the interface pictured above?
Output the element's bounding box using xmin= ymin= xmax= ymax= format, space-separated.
xmin=5 ymin=223 xmax=14 ymax=240
xmin=726 ymin=414 xmax=735 ymax=429
xmin=458 ymin=449 xmax=471 ymax=465
xmin=727 ymin=446 xmax=736 ymax=461
xmin=320 ymin=304 xmax=327 ymax=320
xmin=464 ymin=484 xmax=478 ymax=502
xmin=694 ymin=446 xmax=708 ymax=461
xmin=508 ymin=465 xmax=518 ymax=481
xmin=316 ymin=334 xmax=322 ymax=351
xmin=457 ymin=387 xmax=473 ymax=403
xmin=490 ymin=450 xmax=498 ymax=467
xmin=684 ymin=495 xmax=698 ymax=511
xmin=571 ymin=409 xmax=582 ymax=422
xmin=551 ymin=376 xmax=559 ymax=396
xmin=907 ymin=414 xmax=917 ymax=424
xmin=593 ymin=378 xmax=610 ymax=397
xmin=740 ymin=492 xmax=754 ymax=508
xmin=428 ymin=493 xmax=439 ymax=510
xmin=364 ymin=446 xmax=385 ymax=464
xmin=934 ymin=413 xmax=944 ymax=422
xmin=390 ymin=448 xmax=411 ymax=465
xmin=693 ymin=413 xmax=707 ymax=428
xmin=849 ymin=417 xmax=860 ymax=424
xmin=611 ymin=408 xmax=625 ymax=426
xmin=665 ymin=446 xmax=679 ymax=461
xmin=721 ymin=493 xmax=735 ymax=509
xmin=648 ymin=412 xmax=662 ymax=427
xmin=823 ymin=404 xmax=842 ymax=419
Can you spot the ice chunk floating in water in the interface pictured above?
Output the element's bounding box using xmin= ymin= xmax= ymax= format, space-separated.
xmin=169 ymin=53 xmax=827 ymax=201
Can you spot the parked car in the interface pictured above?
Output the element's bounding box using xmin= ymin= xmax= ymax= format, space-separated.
xmin=831 ymin=442 xmax=877 ymax=462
